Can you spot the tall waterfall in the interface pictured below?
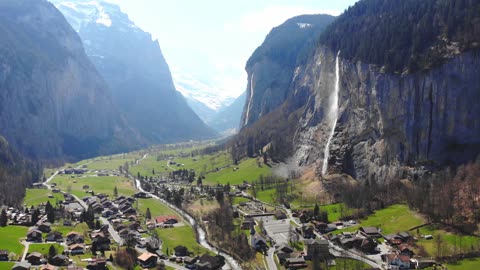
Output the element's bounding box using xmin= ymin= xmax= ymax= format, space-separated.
xmin=243 ymin=73 xmax=255 ymax=127
xmin=321 ymin=51 xmax=341 ymax=176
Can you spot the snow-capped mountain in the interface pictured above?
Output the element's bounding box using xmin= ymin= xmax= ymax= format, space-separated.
xmin=171 ymin=66 xmax=236 ymax=112
xmin=50 ymin=0 xmax=217 ymax=142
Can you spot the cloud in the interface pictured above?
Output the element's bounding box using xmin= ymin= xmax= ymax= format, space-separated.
xmin=231 ymin=5 xmax=340 ymax=34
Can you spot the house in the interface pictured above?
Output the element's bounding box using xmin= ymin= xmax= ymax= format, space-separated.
xmin=155 ymin=215 xmax=178 ymax=225
xmin=398 ymin=244 xmax=415 ymax=257
xmin=276 ymin=244 xmax=294 ymax=254
xmin=39 ymin=264 xmax=57 ymax=270
xmin=90 ymin=203 xmax=103 ymax=214
xmin=66 ymin=232 xmax=84 ymax=245
xmin=385 ymin=253 xmax=411 ymax=270
xmin=0 ymin=250 xmax=9 ymax=261
xmin=137 ymin=252 xmax=158 ymax=268
xmin=304 ymin=239 xmax=330 ymax=260
xmin=27 ymin=229 xmax=43 ymax=242
xmin=11 ymin=262 xmax=31 ymax=270
xmin=101 ymin=209 xmax=114 ymax=218
xmin=46 ymin=231 xmax=63 ymax=242
xmin=91 ymin=232 xmax=111 ymax=251
xmin=384 ymin=234 xmax=403 ymax=245
xmin=86 ymin=257 xmax=107 ymax=270
xmin=69 ymin=244 xmax=85 ymax=255
xmin=241 ymin=219 xmax=254 ymax=230
xmin=146 ymin=237 xmax=161 ymax=252
xmin=195 ymin=254 xmax=225 ymax=270
xmin=50 ymin=254 xmax=68 ymax=266
xmin=174 ymin=245 xmax=189 ymax=257
xmin=133 ymin=192 xmax=150 ymax=199
xmin=398 ymin=232 xmax=411 ymax=242
xmin=122 ymin=207 xmax=136 ymax=216
xmin=356 ymin=238 xmax=378 ymax=254
xmin=26 ymin=252 xmax=42 ymax=265
xmin=360 ymin=227 xmax=382 ymax=238
xmin=274 ymin=210 xmax=287 ymax=220
xmin=302 ymin=226 xmax=316 ymax=239
xmin=284 ymin=257 xmax=307 ymax=269
xmin=38 ymin=222 xmax=52 ymax=233
xmin=250 ymin=232 xmax=267 ymax=253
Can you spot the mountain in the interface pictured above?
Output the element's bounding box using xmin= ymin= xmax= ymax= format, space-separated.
xmin=0 ymin=136 xmax=41 ymax=206
xmin=234 ymin=0 xmax=480 ymax=183
xmin=0 ymin=0 xmax=140 ymax=160
xmin=51 ymin=0 xmax=217 ymax=143
xmin=240 ymin=14 xmax=336 ymax=128
xmin=207 ymin=92 xmax=246 ymax=135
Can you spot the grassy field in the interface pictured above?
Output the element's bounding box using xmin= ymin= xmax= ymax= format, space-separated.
xmin=446 ymin=257 xmax=480 ymax=270
xmin=23 ymin=188 xmax=64 ymax=207
xmin=0 ymin=262 xmax=15 ymax=269
xmin=155 ymin=226 xmax=209 ymax=256
xmin=0 ymin=226 xmax=28 ymax=255
xmin=326 ymin=258 xmax=371 ymax=269
xmin=204 ymin=158 xmax=271 ymax=185
xmin=28 ymin=243 xmax=65 ymax=256
xmin=137 ymin=198 xmax=177 ymax=219
xmin=53 ymin=175 xmax=135 ymax=199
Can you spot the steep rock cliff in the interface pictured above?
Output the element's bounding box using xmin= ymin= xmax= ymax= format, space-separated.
xmin=52 ymin=0 xmax=217 ymax=143
xmin=241 ymin=14 xmax=335 ymax=127
xmin=293 ymin=47 xmax=480 ymax=182
xmin=0 ymin=0 xmax=139 ymax=159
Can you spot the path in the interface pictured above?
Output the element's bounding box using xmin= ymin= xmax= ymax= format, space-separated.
xmin=20 ymin=241 xmax=30 ymax=261
xmin=266 ymin=247 xmax=277 ymax=270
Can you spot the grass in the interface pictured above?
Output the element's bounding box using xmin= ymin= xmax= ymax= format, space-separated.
xmin=327 ymin=258 xmax=371 ymax=269
xmin=23 ymin=188 xmax=64 ymax=207
xmin=51 ymin=223 xmax=90 ymax=239
xmin=204 ymin=158 xmax=271 ymax=185
xmin=53 ymin=175 xmax=135 ymax=199
xmin=0 ymin=262 xmax=15 ymax=269
xmin=27 ymin=243 xmax=64 ymax=256
xmin=232 ymin=197 xmax=251 ymax=205
xmin=155 ymin=226 xmax=209 ymax=256
xmin=0 ymin=226 xmax=28 ymax=255
xmin=253 ymin=188 xmax=277 ymax=205
xmin=137 ymin=198 xmax=177 ymax=219
xmin=446 ymin=257 xmax=480 ymax=270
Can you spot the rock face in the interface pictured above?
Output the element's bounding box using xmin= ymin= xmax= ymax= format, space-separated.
xmin=52 ymin=0 xmax=217 ymax=143
xmin=292 ymin=47 xmax=480 ymax=182
xmin=241 ymin=14 xmax=336 ymax=127
xmin=0 ymin=0 xmax=139 ymax=159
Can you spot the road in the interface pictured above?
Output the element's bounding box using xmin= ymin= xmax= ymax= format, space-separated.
xmin=20 ymin=241 xmax=30 ymax=261
xmin=99 ymin=217 xmax=123 ymax=246
xmin=266 ymin=248 xmax=278 ymax=270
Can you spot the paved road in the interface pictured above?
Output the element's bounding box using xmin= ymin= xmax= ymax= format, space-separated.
xmin=20 ymin=241 xmax=30 ymax=261
xmin=99 ymin=217 xmax=123 ymax=246
xmin=266 ymin=247 xmax=278 ymax=270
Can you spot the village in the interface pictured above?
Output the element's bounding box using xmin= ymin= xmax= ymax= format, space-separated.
xmin=0 ymin=147 xmax=476 ymax=270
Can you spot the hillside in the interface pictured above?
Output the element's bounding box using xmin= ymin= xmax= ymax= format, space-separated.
xmin=207 ymin=92 xmax=246 ymax=134
xmin=52 ymin=0 xmax=217 ymax=143
xmin=0 ymin=0 xmax=141 ymax=160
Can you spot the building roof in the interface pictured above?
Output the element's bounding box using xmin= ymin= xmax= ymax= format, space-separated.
xmin=69 ymin=244 xmax=85 ymax=250
xmin=39 ymin=264 xmax=57 ymax=270
xmin=12 ymin=262 xmax=32 ymax=269
xmin=137 ymin=252 xmax=157 ymax=262
xmin=27 ymin=252 xmax=42 ymax=258
xmin=66 ymin=231 xmax=81 ymax=237
xmin=361 ymin=227 xmax=379 ymax=234
xmin=155 ymin=215 xmax=178 ymax=223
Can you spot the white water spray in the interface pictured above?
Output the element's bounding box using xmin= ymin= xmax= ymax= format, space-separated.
xmin=243 ymin=73 xmax=255 ymax=127
xmin=321 ymin=51 xmax=341 ymax=176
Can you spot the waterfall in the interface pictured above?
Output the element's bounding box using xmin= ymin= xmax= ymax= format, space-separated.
xmin=321 ymin=51 xmax=341 ymax=176
xmin=243 ymin=73 xmax=255 ymax=126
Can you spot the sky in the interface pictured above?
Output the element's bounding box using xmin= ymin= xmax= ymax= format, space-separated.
xmin=109 ymin=0 xmax=359 ymax=100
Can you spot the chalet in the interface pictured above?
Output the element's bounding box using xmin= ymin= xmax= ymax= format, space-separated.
xmin=46 ymin=231 xmax=63 ymax=242
xmin=38 ymin=222 xmax=52 ymax=233
xmin=26 ymin=252 xmax=42 ymax=265
xmin=302 ymin=226 xmax=316 ymax=239
xmin=384 ymin=234 xmax=403 ymax=245
xmin=12 ymin=262 xmax=31 ymax=270
xmin=101 ymin=209 xmax=114 ymax=218
xmin=52 ymin=189 xmax=61 ymax=193
xmin=39 ymin=264 xmax=57 ymax=270
xmin=101 ymin=201 xmax=113 ymax=208
xmin=91 ymin=232 xmax=111 ymax=250
xmin=96 ymin=193 xmax=107 ymax=199
xmin=133 ymin=192 xmax=150 ymax=199
xmin=398 ymin=244 xmax=415 ymax=257
xmin=241 ymin=219 xmax=254 ymax=230
xmin=195 ymin=254 xmax=225 ymax=270
xmin=274 ymin=210 xmax=287 ymax=220
xmin=115 ymin=224 xmax=127 ymax=232
xmin=155 ymin=215 xmax=178 ymax=225
xmin=50 ymin=254 xmax=68 ymax=266
xmin=304 ymin=239 xmax=330 ymax=260
xmin=355 ymin=238 xmax=377 ymax=254
xmin=146 ymin=237 xmax=161 ymax=252
xmin=90 ymin=203 xmax=103 ymax=214
xmin=66 ymin=232 xmax=84 ymax=245
xmin=398 ymin=232 xmax=411 ymax=241
xmin=69 ymin=244 xmax=85 ymax=255
xmin=123 ymin=207 xmax=136 ymax=216
xmin=118 ymin=229 xmax=129 ymax=238
xmin=0 ymin=250 xmax=8 ymax=261
xmin=313 ymin=221 xmax=328 ymax=233
xmin=250 ymin=232 xmax=267 ymax=253
xmin=137 ymin=252 xmax=158 ymax=268
xmin=184 ymin=256 xmax=197 ymax=268
xmin=86 ymin=257 xmax=107 ymax=270
xmin=284 ymin=257 xmax=307 ymax=269
xmin=27 ymin=229 xmax=43 ymax=242
xmin=385 ymin=253 xmax=411 ymax=270
xmin=276 ymin=244 xmax=294 ymax=254
xmin=174 ymin=245 xmax=189 ymax=257
xmin=360 ymin=227 xmax=382 ymax=238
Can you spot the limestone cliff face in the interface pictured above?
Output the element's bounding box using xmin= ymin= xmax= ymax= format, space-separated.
xmin=0 ymin=0 xmax=140 ymax=159
xmin=241 ymin=14 xmax=335 ymax=127
xmin=292 ymin=47 xmax=480 ymax=182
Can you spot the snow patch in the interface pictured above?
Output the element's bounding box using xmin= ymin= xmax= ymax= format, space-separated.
xmin=297 ymin=23 xmax=312 ymax=29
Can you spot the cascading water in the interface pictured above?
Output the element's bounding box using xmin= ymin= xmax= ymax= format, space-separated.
xmin=321 ymin=51 xmax=341 ymax=176
xmin=243 ymin=73 xmax=255 ymax=127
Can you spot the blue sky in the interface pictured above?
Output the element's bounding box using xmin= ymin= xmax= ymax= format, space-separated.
xmin=109 ymin=0 xmax=359 ymax=99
